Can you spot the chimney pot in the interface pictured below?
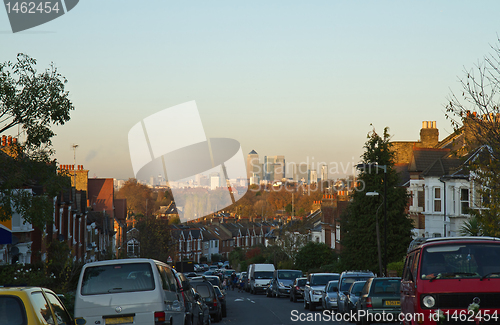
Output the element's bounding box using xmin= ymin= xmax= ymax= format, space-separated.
xmin=7 ymin=136 xmax=12 ymax=146
xmin=12 ymin=138 xmax=17 ymax=144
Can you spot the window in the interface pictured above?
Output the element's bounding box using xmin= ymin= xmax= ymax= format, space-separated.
xmin=46 ymin=292 xmax=72 ymax=325
xmin=31 ymin=291 xmax=55 ymax=324
xmin=418 ymin=189 xmax=425 ymax=209
xmin=215 ymin=241 xmax=218 ymax=248
xmin=434 ymin=188 xmax=441 ymax=212
xmin=0 ymin=296 xmax=26 ymax=325
xmin=461 ymin=188 xmax=470 ymax=215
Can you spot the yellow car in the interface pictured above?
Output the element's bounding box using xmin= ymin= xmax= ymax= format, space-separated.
xmin=0 ymin=286 xmax=86 ymax=325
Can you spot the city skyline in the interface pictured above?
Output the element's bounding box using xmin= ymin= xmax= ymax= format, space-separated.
xmin=1 ymin=1 xmax=500 ymax=180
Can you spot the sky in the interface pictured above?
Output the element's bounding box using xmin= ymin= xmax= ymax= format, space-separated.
xmin=2 ymin=1 xmax=500 ymax=181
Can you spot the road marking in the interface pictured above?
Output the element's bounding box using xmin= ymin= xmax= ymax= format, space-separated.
xmin=234 ymin=299 xmax=245 ymax=302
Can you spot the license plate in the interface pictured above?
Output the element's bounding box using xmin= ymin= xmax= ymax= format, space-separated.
xmin=104 ymin=316 xmax=134 ymax=324
xmin=384 ymin=300 xmax=400 ymax=306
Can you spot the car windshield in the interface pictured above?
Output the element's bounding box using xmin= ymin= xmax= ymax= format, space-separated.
xmin=326 ymin=281 xmax=338 ymax=292
xmin=340 ymin=277 xmax=371 ymax=292
xmin=350 ymin=281 xmax=366 ymax=295
xmin=81 ymin=263 xmax=155 ymax=295
xmin=421 ymin=243 xmax=500 ymax=280
xmin=278 ymin=271 xmax=302 ymax=280
xmin=311 ymin=274 xmax=339 ymax=286
xmin=297 ymin=279 xmax=307 ymax=286
xmin=254 ymin=271 xmax=273 ymax=279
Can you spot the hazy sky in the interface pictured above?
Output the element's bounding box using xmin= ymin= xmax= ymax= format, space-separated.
xmin=2 ymin=1 xmax=500 ymax=180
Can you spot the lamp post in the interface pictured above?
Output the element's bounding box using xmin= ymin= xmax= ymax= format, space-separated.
xmin=357 ymin=163 xmax=387 ymax=276
xmin=366 ymin=191 xmax=383 ymax=277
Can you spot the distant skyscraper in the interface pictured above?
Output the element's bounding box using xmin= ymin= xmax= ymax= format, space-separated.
xmin=309 ymin=169 xmax=317 ymax=184
xmin=247 ymin=150 xmax=260 ymax=180
xmin=210 ymin=173 xmax=220 ymax=190
xmin=297 ymin=163 xmax=308 ymax=183
xmin=321 ymin=165 xmax=328 ymax=182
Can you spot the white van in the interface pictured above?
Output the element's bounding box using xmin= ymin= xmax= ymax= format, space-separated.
xmin=74 ymin=258 xmax=185 ymax=325
xmin=249 ymin=263 xmax=275 ymax=294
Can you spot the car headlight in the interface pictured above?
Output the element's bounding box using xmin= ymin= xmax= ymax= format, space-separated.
xmin=313 ymin=290 xmax=323 ymax=295
xmin=279 ymin=282 xmax=285 ymax=287
xmin=329 ymin=297 xmax=337 ymax=302
xmin=422 ymin=295 xmax=436 ymax=308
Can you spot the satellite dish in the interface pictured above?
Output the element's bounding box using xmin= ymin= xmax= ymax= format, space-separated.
xmin=10 ymin=246 xmax=19 ymax=256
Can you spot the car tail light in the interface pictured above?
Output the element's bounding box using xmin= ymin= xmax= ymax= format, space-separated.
xmin=296 ymin=286 xmax=300 ymax=290
xmin=213 ymin=298 xmax=218 ymax=307
xmin=154 ymin=311 xmax=166 ymax=324
xmin=366 ymin=298 xmax=372 ymax=308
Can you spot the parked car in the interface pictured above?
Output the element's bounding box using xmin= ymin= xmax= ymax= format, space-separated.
xmin=173 ymin=271 xmax=210 ymax=325
xmin=0 ymin=286 xmax=86 ymax=325
xmin=223 ymin=261 xmax=230 ymax=269
xmin=356 ymin=277 xmax=401 ymax=325
xmin=338 ymin=280 xmax=366 ymax=314
xmin=270 ymin=269 xmax=303 ymax=298
xmin=194 ymin=264 xmax=203 ymax=272
xmin=213 ymin=285 xmax=227 ymax=317
xmin=304 ymin=273 xmax=340 ymax=311
xmin=190 ymin=287 xmax=211 ymax=325
xmin=190 ymin=275 xmax=222 ymax=288
xmin=75 ymin=258 xmax=185 ymax=325
xmin=189 ymin=277 xmax=223 ymax=322
xmin=289 ymin=277 xmax=307 ymax=302
xmin=185 ymin=272 xmax=198 ymax=278
xmin=337 ymin=270 xmax=374 ymax=314
xmin=321 ymin=280 xmax=339 ymax=311
xmin=201 ymin=264 xmax=209 ymax=271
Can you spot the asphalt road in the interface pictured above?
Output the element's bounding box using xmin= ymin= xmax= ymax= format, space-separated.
xmin=219 ymin=288 xmax=353 ymax=325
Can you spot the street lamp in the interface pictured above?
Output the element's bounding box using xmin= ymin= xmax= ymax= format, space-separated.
xmin=357 ymin=163 xmax=387 ymax=276
xmin=366 ymin=191 xmax=383 ymax=276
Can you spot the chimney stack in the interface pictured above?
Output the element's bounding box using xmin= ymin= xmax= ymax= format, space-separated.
xmin=420 ymin=121 xmax=439 ymax=147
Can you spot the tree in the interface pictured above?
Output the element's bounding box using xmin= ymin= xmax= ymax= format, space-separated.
xmin=445 ymin=38 xmax=500 ymax=236
xmin=295 ymin=242 xmax=337 ymax=273
xmin=135 ymin=215 xmax=173 ymax=263
xmin=115 ymin=178 xmax=153 ymax=216
xmin=0 ymin=54 xmax=74 ymax=229
xmin=340 ymin=127 xmax=413 ymax=274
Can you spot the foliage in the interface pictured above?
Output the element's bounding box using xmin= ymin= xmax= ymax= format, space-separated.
xmin=444 ymin=38 xmax=500 ymax=236
xmin=387 ymin=260 xmax=405 ymax=277
xmin=459 ymin=215 xmax=483 ymax=236
xmin=294 ymin=242 xmax=337 ymax=273
xmin=115 ymin=178 xmax=154 ymax=216
xmin=245 ymin=247 xmax=262 ymax=260
xmin=340 ymin=127 xmax=413 ymax=273
xmin=135 ymin=215 xmax=173 ymax=263
xmin=0 ymin=53 xmax=73 ymax=148
xmin=211 ymin=254 xmax=222 ymax=263
xmin=0 ymin=53 xmax=74 ymax=230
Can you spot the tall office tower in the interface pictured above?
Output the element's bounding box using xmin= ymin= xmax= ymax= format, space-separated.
xmin=309 ymin=169 xmax=318 ymax=184
xmin=210 ymin=173 xmax=220 ymax=190
xmin=247 ymin=150 xmax=260 ymax=180
xmin=275 ymin=155 xmax=285 ymax=180
xmin=321 ymin=165 xmax=328 ymax=182
xmin=297 ymin=163 xmax=308 ymax=184
xmin=264 ymin=156 xmax=275 ymax=181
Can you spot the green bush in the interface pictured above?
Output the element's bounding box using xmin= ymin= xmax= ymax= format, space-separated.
xmin=387 ymin=260 xmax=405 ymax=277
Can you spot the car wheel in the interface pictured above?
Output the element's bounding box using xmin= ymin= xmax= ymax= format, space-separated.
xmin=293 ymin=293 xmax=297 ymax=302
xmin=290 ymin=293 xmax=293 ymax=301
xmin=304 ymin=297 xmax=309 ymax=310
xmin=266 ymin=289 xmax=271 ymax=297
xmin=222 ymin=306 xmax=227 ymax=318
xmin=310 ymin=302 xmax=316 ymax=311
xmin=214 ymin=311 xmax=221 ymax=323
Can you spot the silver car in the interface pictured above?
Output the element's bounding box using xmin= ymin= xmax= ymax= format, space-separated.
xmin=321 ymin=280 xmax=339 ymax=311
xmin=304 ymin=273 xmax=340 ymax=311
